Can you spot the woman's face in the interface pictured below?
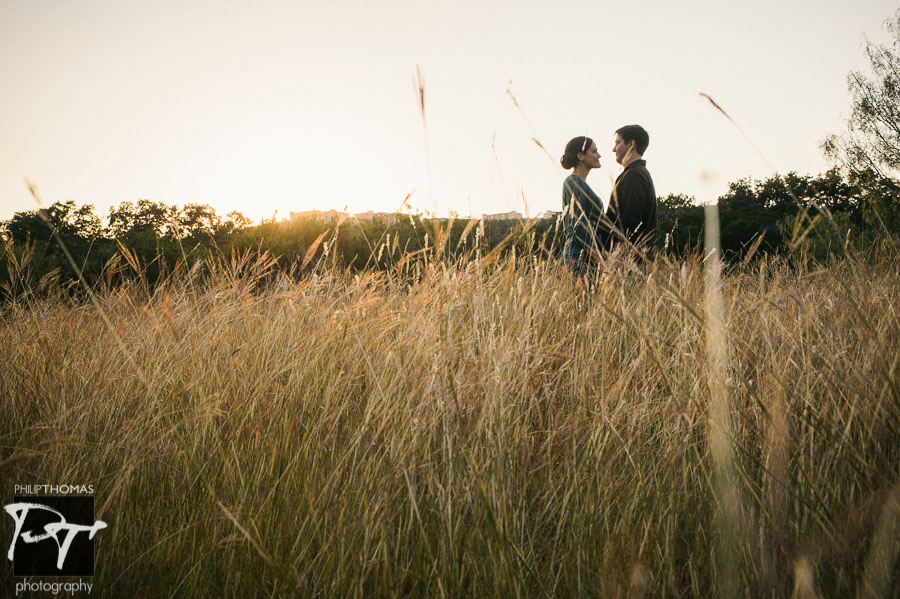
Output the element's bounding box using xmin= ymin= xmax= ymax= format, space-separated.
xmin=579 ymin=142 xmax=601 ymax=169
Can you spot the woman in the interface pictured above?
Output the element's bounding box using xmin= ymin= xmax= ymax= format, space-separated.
xmin=560 ymin=136 xmax=603 ymax=275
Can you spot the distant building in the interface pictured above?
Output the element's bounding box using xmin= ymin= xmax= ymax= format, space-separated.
xmin=482 ymin=211 xmax=522 ymax=221
xmin=352 ymin=211 xmax=400 ymax=225
xmin=289 ymin=210 xmax=350 ymax=224
xmin=539 ymin=210 xmax=561 ymax=219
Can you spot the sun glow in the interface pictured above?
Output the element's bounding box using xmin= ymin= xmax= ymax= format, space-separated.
xmin=1 ymin=0 xmax=896 ymax=224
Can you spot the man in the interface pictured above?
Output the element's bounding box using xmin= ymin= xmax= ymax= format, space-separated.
xmin=604 ymin=124 xmax=658 ymax=262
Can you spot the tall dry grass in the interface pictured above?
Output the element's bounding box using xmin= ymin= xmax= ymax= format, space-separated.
xmin=1 ymin=243 xmax=899 ymax=597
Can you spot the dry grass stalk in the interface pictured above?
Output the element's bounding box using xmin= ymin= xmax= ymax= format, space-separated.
xmin=1 ymin=241 xmax=898 ymax=597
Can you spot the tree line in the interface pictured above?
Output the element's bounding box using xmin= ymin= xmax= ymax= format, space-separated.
xmin=1 ymin=165 xmax=898 ymax=296
xmin=658 ymin=168 xmax=900 ymax=257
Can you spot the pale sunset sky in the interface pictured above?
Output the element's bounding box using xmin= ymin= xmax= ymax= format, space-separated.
xmin=1 ymin=0 xmax=897 ymax=223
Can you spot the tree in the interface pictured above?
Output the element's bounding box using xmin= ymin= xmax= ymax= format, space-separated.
xmin=657 ymin=193 xmax=704 ymax=255
xmin=822 ymin=9 xmax=900 ymax=178
xmin=177 ymin=203 xmax=221 ymax=241
xmin=3 ymin=201 xmax=102 ymax=243
xmin=222 ymin=211 xmax=252 ymax=234
xmin=107 ymin=199 xmax=177 ymax=239
xmin=809 ymin=168 xmax=859 ymax=214
xmin=850 ymin=169 xmax=900 ymax=233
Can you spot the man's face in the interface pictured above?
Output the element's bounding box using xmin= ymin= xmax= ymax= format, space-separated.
xmin=612 ymin=134 xmax=635 ymax=166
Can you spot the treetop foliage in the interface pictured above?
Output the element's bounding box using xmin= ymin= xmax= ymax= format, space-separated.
xmin=823 ymin=8 xmax=900 ymax=178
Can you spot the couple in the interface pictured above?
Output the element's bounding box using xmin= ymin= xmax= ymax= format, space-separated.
xmin=560 ymin=125 xmax=657 ymax=276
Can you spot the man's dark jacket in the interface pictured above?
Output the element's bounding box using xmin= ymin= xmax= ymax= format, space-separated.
xmin=604 ymin=159 xmax=657 ymax=256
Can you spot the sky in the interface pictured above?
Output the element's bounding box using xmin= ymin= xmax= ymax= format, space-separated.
xmin=1 ymin=0 xmax=898 ymax=224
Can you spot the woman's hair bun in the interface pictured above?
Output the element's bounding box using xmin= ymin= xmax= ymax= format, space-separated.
xmin=560 ymin=136 xmax=592 ymax=170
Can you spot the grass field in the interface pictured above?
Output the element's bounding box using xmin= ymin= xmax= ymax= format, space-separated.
xmin=2 ymin=239 xmax=899 ymax=597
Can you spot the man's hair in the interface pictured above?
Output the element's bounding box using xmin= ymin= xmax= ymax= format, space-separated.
xmin=615 ymin=125 xmax=649 ymax=155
